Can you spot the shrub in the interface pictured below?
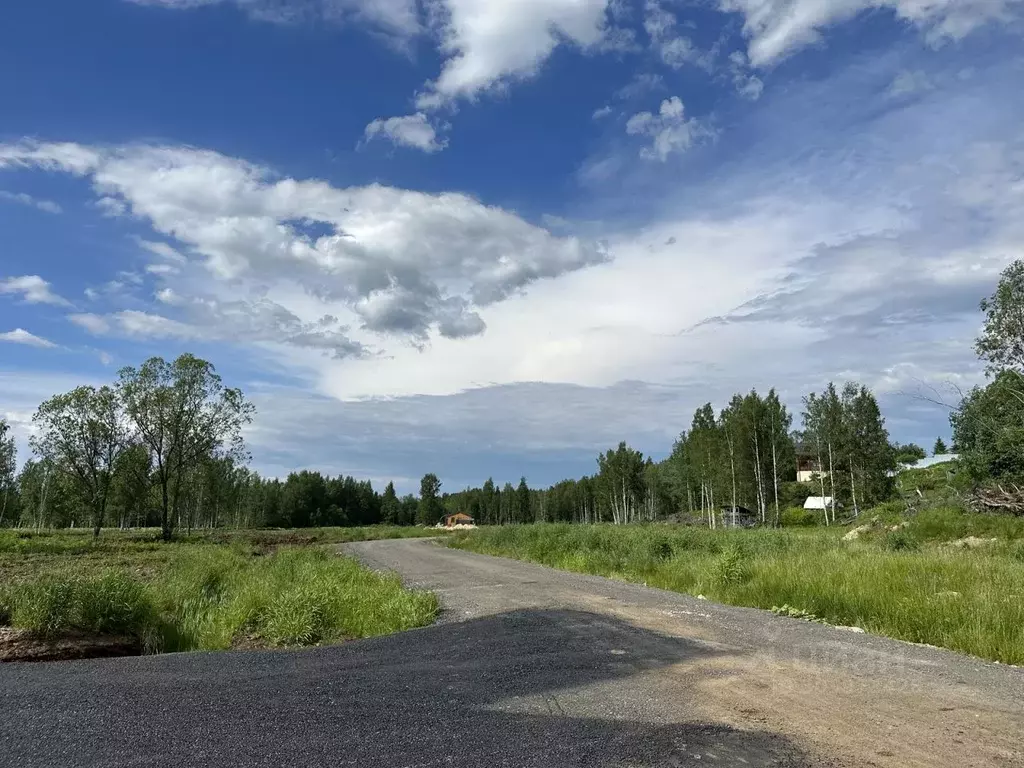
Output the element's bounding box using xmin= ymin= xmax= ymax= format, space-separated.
xmin=780 ymin=507 xmax=819 ymax=527
xmin=883 ymin=529 xmax=920 ymax=552
xmin=712 ymin=544 xmax=751 ymax=584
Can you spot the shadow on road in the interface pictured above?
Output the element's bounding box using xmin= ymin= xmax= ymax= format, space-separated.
xmin=0 ymin=609 xmax=819 ymax=767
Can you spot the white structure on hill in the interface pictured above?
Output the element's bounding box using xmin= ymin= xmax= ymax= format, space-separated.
xmin=803 ymin=496 xmax=836 ymax=511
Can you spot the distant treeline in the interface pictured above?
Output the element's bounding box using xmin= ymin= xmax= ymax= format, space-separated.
xmin=2 ymin=260 xmax=1024 ymax=535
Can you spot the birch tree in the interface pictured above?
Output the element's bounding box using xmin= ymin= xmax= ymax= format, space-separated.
xmin=30 ymin=386 xmax=130 ymax=537
xmin=118 ymin=354 xmax=254 ymax=541
xmin=0 ymin=419 xmax=15 ymax=527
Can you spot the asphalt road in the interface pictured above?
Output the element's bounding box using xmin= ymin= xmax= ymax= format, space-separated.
xmin=2 ymin=538 xmax=1022 ymax=767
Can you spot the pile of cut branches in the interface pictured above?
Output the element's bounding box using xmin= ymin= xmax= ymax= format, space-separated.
xmin=970 ymin=485 xmax=1024 ymax=516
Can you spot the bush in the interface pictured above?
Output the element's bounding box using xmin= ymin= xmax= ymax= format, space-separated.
xmin=780 ymin=507 xmax=819 ymax=527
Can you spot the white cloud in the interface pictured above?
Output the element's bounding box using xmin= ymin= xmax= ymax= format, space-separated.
xmin=727 ymin=50 xmax=764 ymax=100
xmin=68 ymin=313 xmax=112 ymax=334
xmin=592 ymin=105 xmax=613 ymax=120
xmin=0 ymin=139 xmax=606 ymax=357
xmin=644 ymin=1 xmax=714 ymax=71
xmin=888 ymin=70 xmax=934 ymax=98
xmin=719 ymin=0 xmax=1024 ymax=67
xmin=414 ymin=0 xmax=612 ymax=109
xmin=616 ymin=72 xmax=664 ymax=100
xmin=135 ymin=238 xmax=186 ymax=262
xmin=0 ymin=275 xmax=70 ymax=306
xmin=145 ymin=263 xmax=180 ymax=276
xmin=363 ymin=112 xmax=448 ymax=153
xmin=123 ymin=0 xmax=421 ymax=40
xmin=0 ymin=328 xmax=57 ymax=348
xmin=0 ymin=190 xmax=62 ymax=214
xmin=625 ymin=96 xmax=715 ymax=160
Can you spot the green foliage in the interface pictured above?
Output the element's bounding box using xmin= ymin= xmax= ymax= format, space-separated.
xmin=418 ymin=473 xmax=443 ymax=526
xmin=771 ymin=604 xmax=822 ymax=622
xmin=712 ymin=544 xmax=751 ymax=584
xmin=952 ymin=371 xmax=1024 ymax=482
xmin=0 ymin=528 xmax=439 ymax=651
xmin=780 ymin=507 xmax=819 ymax=527
xmin=7 ymin=572 xmax=153 ymax=636
xmin=893 ymin=443 xmax=927 ymax=465
xmin=974 ymin=258 xmax=1024 ymax=374
xmin=882 ymin=529 xmax=920 ymax=552
xmin=933 ymin=437 xmax=948 ymax=455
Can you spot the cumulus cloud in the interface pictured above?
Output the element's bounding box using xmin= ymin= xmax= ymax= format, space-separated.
xmin=592 ymin=105 xmax=613 ymax=120
xmin=0 ymin=190 xmax=62 ymax=214
xmin=625 ymin=96 xmax=715 ymax=160
xmin=363 ymin=112 xmax=447 ymax=153
xmin=0 ymin=328 xmax=57 ymax=348
xmin=0 ymin=140 xmax=606 ymax=353
xmin=415 ymin=0 xmax=613 ymax=109
xmin=0 ymin=275 xmax=70 ymax=306
xmin=123 ymin=0 xmax=421 ymax=40
xmin=719 ymin=0 xmax=1024 ymax=67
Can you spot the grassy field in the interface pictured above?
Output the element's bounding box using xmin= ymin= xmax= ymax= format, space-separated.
xmin=0 ymin=527 xmax=440 ymax=653
xmin=449 ymin=511 xmax=1024 ymax=665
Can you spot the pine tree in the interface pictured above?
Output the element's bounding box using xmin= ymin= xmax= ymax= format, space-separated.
xmin=417 ymin=473 xmax=443 ymax=526
xmin=381 ymin=481 xmax=400 ymax=525
xmin=933 ymin=437 xmax=948 ymax=456
xmin=516 ymin=477 xmax=531 ymax=522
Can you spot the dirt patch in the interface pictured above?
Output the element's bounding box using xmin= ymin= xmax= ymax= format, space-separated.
xmin=0 ymin=627 xmax=141 ymax=663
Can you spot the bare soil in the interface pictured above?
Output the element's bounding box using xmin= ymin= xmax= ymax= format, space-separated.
xmin=0 ymin=627 xmax=141 ymax=663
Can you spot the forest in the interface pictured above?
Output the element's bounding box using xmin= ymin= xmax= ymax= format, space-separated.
xmin=2 ymin=259 xmax=1024 ymax=536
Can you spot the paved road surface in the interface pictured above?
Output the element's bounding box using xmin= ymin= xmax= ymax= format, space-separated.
xmin=2 ymin=538 xmax=1022 ymax=767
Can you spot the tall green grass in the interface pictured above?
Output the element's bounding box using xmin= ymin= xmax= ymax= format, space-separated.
xmin=0 ymin=546 xmax=437 ymax=652
xmin=449 ymin=523 xmax=1024 ymax=664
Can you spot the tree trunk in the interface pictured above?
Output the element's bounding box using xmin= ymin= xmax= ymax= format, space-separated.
xmin=771 ymin=434 xmax=781 ymax=528
xmin=827 ymin=441 xmax=837 ymax=525
xmin=727 ymin=430 xmax=737 ymax=528
xmin=849 ymin=458 xmax=859 ymax=518
xmin=816 ymin=440 xmax=828 ymax=527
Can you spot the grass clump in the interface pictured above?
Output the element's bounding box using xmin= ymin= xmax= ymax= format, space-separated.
xmin=4 ymin=572 xmax=154 ymax=636
xmin=0 ymin=535 xmax=438 ymax=653
xmin=882 ymin=529 xmax=920 ymax=552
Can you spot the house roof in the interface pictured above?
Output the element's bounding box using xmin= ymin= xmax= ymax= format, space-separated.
xmin=803 ymin=496 xmax=835 ymax=509
xmin=902 ymin=454 xmax=960 ymax=470
xmin=720 ymin=505 xmax=756 ymax=515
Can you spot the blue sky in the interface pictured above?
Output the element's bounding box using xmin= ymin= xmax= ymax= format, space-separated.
xmin=2 ymin=0 xmax=1023 ymax=493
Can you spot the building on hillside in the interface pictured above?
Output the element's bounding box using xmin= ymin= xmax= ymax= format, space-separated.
xmin=795 ymin=442 xmax=830 ymax=483
xmin=443 ymin=512 xmax=475 ymax=528
xmin=719 ymin=505 xmax=759 ymax=528
xmin=803 ymin=496 xmax=837 ymax=512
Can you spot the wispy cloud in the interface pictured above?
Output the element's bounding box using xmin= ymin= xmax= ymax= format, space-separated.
xmin=0 ymin=328 xmax=57 ymax=348
xmin=0 ymin=275 xmax=70 ymax=306
xmin=0 ymin=190 xmax=61 ymax=214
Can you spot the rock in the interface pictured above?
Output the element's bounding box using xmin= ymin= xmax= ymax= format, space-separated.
xmin=888 ymin=522 xmax=911 ymax=531
xmin=837 ymin=626 xmax=866 ymax=633
xmin=950 ymin=537 xmax=999 ymax=549
xmin=843 ymin=525 xmax=873 ymax=541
